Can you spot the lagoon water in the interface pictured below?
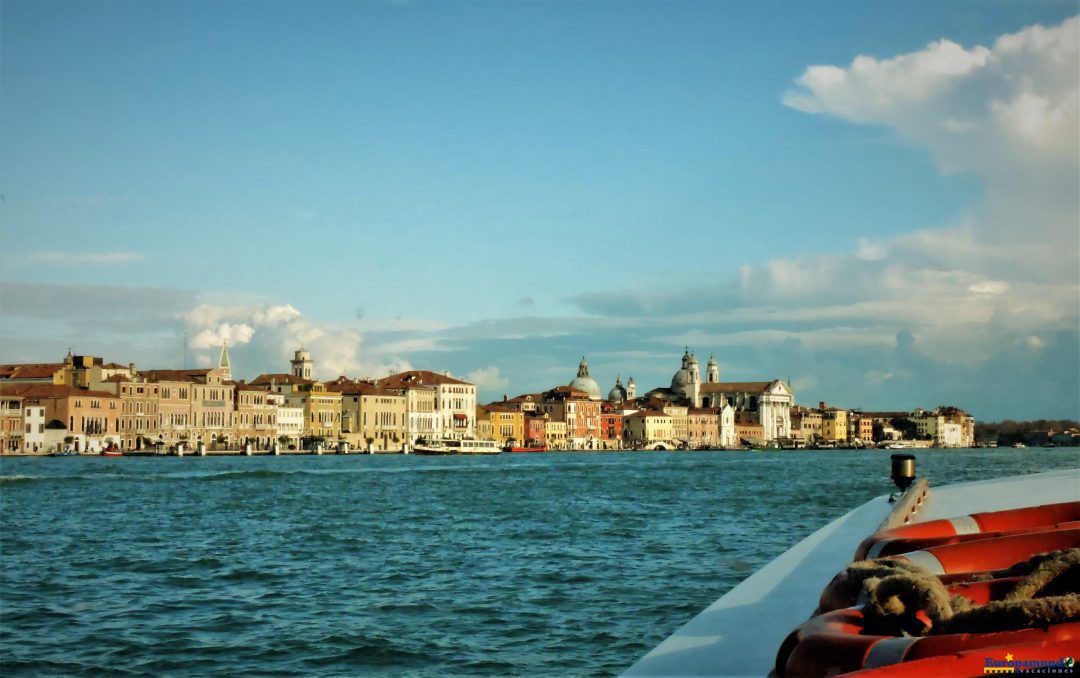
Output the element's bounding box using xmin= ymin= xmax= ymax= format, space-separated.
xmin=2 ymin=449 xmax=1078 ymax=676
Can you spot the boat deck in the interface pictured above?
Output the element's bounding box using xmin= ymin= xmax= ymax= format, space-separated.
xmin=622 ymin=467 xmax=1080 ymax=677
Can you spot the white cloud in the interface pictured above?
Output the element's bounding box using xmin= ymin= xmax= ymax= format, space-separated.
xmin=191 ymin=323 xmax=256 ymax=349
xmin=855 ymin=238 xmax=887 ymax=261
xmin=784 ymin=16 xmax=1079 ymax=217
xmin=28 ymin=251 xmax=144 ymax=264
xmin=967 ymin=280 xmax=1009 ymax=296
xmin=181 ymin=302 xmax=412 ymax=380
xmin=466 ymin=366 xmax=510 ymax=396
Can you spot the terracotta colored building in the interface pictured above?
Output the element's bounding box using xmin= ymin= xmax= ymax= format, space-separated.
xmin=600 ymin=402 xmax=623 ymax=450
xmin=1 ymin=384 xmax=120 ymax=452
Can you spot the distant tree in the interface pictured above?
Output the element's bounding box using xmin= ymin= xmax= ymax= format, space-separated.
xmin=871 ymin=422 xmax=885 ymax=443
xmin=891 ymin=417 xmax=919 ymax=440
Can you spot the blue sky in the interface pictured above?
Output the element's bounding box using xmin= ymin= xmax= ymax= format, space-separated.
xmin=2 ymin=1 xmax=1078 ymax=421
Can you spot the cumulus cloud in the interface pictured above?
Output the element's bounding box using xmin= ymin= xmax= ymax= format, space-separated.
xmin=538 ymin=16 xmax=1079 ymax=420
xmin=784 ymin=15 xmax=1079 ymax=245
xmin=466 ymin=366 xmax=511 ymax=397
xmin=180 ymin=302 xmax=411 ymax=380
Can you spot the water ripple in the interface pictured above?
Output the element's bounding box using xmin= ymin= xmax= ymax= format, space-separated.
xmin=1 ymin=449 xmax=1077 ymax=675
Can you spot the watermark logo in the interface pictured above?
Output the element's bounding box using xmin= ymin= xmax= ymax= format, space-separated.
xmin=983 ymin=653 xmax=1076 ymax=674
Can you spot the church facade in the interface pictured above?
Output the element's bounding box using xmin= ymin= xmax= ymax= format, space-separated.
xmin=656 ymin=349 xmax=794 ymax=442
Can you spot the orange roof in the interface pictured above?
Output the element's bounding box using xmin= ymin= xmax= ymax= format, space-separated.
xmin=378 ymin=370 xmax=471 ymax=388
xmin=251 ymin=373 xmax=313 ymax=386
xmin=627 ymin=410 xmax=670 ymax=419
xmin=0 ymin=383 xmax=117 ymax=399
xmin=688 ymin=407 xmax=721 ymax=415
xmin=140 ymin=369 xmax=211 ymax=383
xmin=481 ymin=404 xmax=519 ymax=414
xmin=326 ymin=380 xmax=398 ymax=397
xmin=700 ymin=381 xmax=775 ymax=395
xmin=0 ymin=363 xmax=65 ymax=379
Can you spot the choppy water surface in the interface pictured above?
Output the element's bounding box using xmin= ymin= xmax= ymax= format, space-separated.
xmin=2 ymin=449 xmax=1077 ymax=675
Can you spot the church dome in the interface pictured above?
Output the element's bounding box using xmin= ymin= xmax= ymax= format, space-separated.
xmin=670 ymin=348 xmax=699 ymax=390
xmin=671 ymin=368 xmax=693 ymax=389
xmin=569 ymin=356 xmax=602 ymax=400
xmin=607 ymin=376 xmax=627 ymax=403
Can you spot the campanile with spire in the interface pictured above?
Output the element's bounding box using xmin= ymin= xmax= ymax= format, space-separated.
xmin=218 ymin=341 xmax=232 ymax=381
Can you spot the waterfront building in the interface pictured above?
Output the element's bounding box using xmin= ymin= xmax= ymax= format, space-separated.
xmin=328 ymin=378 xmax=407 ymax=452
xmin=1 ymin=384 xmax=120 ymax=453
xmin=848 ymin=412 xmax=874 ymax=446
xmin=937 ymin=406 xmax=975 ymax=447
xmin=141 ymin=372 xmax=193 ymax=448
xmin=524 ymin=413 xmax=548 ymax=448
xmin=541 ymin=386 xmax=602 ymax=448
xmin=99 ymin=374 xmax=162 ymax=451
xmin=641 ymin=349 xmax=792 ymax=441
xmin=662 ymin=404 xmax=689 ymax=445
xmin=734 ymin=413 xmax=765 ymax=447
xmin=476 ymin=412 xmax=495 ymax=441
xmin=270 ymin=392 xmax=303 ymax=448
xmin=624 ymin=410 xmax=674 ymax=447
xmin=909 ymin=408 xmax=965 ymax=447
xmin=143 ymin=367 xmax=234 ymax=449
xmin=285 ymin=382 xmax=341 ymax=443
xmin=718 ymin=404 xmax=736 ymax=448
xmin=568 ymin=357 xmax=603 ymax=401
xmin=687 ymin=407 xmax=720 ymax=449
xmin=599 ymin=402 xmax=624 ymax=450
xmin=379 ymin=370 xmax=475 ymax=440
xmin=0 ymin=391 xmax=23 ymax=453
xmin=21 ymin=397 xmax=46 ymax=453
xmin=818 ymin=403 xmax=849 ymax=443
xmin=500 ymin=393 xmax=542 ymax=414
xmin=477 ymin=405 xmax=524 ymax=447
xmin=232 ymin=383 xmax=278 ymax=450
xmin=544 ymin=420 xmax=567 ymax=450
xmin=699 ymin=380 xmax=793 ymax=441
xmin=790 ymin=406 xmax=822 ymax=443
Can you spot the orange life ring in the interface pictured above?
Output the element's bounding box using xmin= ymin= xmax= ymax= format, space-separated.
xmin=856 ymin=501 xmax=1080 ymax=560
xmin=775 ymin=605 xmax=1080 ymax=677
xmin=891 ymin=528 xmax=1080 ymax=575
xmin=862 ymin=521 xmax=1080 ymax=560
xmin=833 ymin=639 xmax=1080 ymax=676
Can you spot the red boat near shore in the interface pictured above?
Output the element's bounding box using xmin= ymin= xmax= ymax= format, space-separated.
xmin=504 ymin=446 xmax=547 ymax=453
xmin=100 ymin=450 xmax=123 ymax=457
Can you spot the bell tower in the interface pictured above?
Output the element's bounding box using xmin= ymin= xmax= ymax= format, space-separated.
xmin=218 ymin=341 xmax=232 ymax=381
xmin=291 ymin=348 xmax=313 ymax=380
xmin=707 ymin=355 xmax=719 ymax=384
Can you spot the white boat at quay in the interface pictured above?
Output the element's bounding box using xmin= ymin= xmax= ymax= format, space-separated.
xmin=623 ymin=460 xmax=1080 ymax=677
xmin=412 ymin=438 xmax=502 ymax=455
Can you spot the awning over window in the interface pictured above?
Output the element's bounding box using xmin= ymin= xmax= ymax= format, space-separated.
xmin=453 ymin=413 xmax=468 ymax=421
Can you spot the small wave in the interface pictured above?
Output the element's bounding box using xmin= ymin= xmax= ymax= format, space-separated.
xmin=196 ymin=469 xmax=303 ymax=481
xmin=1 ymin=473 xmax=127 ymax=483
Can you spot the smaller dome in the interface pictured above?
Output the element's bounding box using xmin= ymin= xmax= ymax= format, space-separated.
xmin=607 ymin=376 xmax=626 ymax=403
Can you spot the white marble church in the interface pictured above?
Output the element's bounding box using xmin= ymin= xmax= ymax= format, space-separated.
xmin=650 ymin=349 xmax=794 ymax=441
